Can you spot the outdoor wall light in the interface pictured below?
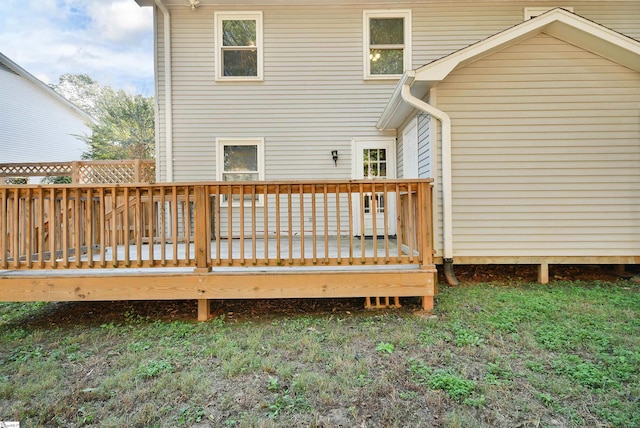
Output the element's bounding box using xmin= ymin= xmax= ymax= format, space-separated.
xmin=331 ymin=150 xmax=338 ymax=166
xmin=188 ymin=0 xmax=200 ymax=10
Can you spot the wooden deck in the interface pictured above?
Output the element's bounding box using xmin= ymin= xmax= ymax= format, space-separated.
xmin=1 ymin=179 xmax=436 ymax=320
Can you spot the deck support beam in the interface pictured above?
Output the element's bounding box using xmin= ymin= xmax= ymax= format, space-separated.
xmin=0 ymin=268 xmax=437 ymax=321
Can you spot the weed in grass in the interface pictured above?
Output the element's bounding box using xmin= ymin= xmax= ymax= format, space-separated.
xmin=175 ymin=404 xmax=206 ymax=426
xmin=463 ymin=395 xmax=486 ymax=407
xmin=267 ymin=376 xmax=280 ymax=391
xmin=551 ymin=354 xmax=612 ymax=390
xmin=375 ymin=342 xmax=395 ymax=354
xmin=137 ymin=360 xmax=174 ymax=379
xmin=399 ymin=390 xmax=418 ymax=401
xmin=417 ymin=329 xmax=435 ymax=346
xmin=429 ymin=369 xmax=476 ymax=402
xmin=524 ymin=359 xmax=545 ymax=373
xmin=408 ymin=358 xmax=476 ymax=402
xmin=537 ymin=392 xmax=554 ymax=407
xmin=451 ymin=322 xmax=484 ymax=347
xmin=128 ymin=341 xmax=152 ymax=353
xmin=7 ymin=344 xmax=44 ymax=362
xmin=268 ymin=392 xmax=312 ymax=419
xmin=486 ymin=360 xmax=513 ymax=385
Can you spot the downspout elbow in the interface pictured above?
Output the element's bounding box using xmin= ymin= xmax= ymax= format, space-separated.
xmin=443 ymin=258 xmax=459 ymax=286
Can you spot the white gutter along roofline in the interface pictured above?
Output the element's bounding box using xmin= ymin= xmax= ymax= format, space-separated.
xmin=155 ymin=0 xmax=174 ymax=181
xmin=400 ymin=83 xmax=453 ymax=261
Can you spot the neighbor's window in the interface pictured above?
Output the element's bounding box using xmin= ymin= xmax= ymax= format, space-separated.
xmin=364 ymin=10 xmax=411 ymax=79
xmin=215 ymin=12 xmax=263 ymax=80
xmin=217 ymin=138 xmax=265 ymax=205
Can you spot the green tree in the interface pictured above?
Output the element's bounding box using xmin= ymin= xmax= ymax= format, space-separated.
xmin=51 ymin=74 xmax=104 ymax=117
xmin=79 ymin=89 xmax=155 ymax=160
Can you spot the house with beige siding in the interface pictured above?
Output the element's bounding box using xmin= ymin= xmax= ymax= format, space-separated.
xmin=136 ymin=0 xmax=640 ymax=283
xmin=0 ymin=52 xmax=92 ymax=177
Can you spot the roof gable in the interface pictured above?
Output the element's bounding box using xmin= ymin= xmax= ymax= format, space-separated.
xmin=378 ymin=8 xmax=640 ymax=130
xmin=416 ymin=8 xmax=640 ymax=83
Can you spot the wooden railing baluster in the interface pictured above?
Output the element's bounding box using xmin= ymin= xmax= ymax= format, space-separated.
xmin=0 ymin=179 xmax=434 ymax=271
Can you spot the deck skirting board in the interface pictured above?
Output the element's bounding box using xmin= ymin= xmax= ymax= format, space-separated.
xmin=0 ymin=268 xmax=436 ymax=302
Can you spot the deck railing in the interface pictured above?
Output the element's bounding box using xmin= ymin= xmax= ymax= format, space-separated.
xmin=0 ymin=179 xmax=433 ymax=271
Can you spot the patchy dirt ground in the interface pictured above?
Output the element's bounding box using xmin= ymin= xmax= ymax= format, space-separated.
xmin=22 ymin=264 xmax=631 ymax=328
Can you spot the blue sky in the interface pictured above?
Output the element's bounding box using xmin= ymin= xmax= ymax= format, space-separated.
xmin=0 ymin=0 xmax=154 ymax=96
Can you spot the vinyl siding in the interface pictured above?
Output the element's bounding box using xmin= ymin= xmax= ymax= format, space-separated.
xmin=432 ymin=33 xmax=640 ymax=257
xmin=0 ymin=68 xmax=89 ymax=165
xmin=417 ymin=114 xmax=431 ymax=179
xmin=154 ymin=1 xmax=639 ymax=183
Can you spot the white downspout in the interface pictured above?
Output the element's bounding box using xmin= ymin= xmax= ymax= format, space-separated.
xmin=155 ymin=0 xmax=173 ymax=181
xmin=401 ymin=83 xmax=458 ymax=285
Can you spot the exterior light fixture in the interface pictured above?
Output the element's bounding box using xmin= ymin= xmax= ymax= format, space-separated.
xmin=188 ymin=0 xmax=200 ymax=10
xmin=331 ymin=150 xmax=338 ymax=166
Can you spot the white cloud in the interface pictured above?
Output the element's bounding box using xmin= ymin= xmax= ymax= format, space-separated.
xmin=0 ymin=0 xmax=154 ymax=95
xmin=88 ymin=1 xmax=153 ymax=42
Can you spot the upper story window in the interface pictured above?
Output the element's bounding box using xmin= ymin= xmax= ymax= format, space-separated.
xmin=215 ymin=12 xmax=263 ymax=81
xmin=363 ymin=10 xmax=411 ymax=79
xmin=524 ymin=7 xmax=573 ymax=20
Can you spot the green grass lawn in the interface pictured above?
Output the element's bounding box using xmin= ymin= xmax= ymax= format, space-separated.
xmin=1 ymin=279 xmax=638 ymax=427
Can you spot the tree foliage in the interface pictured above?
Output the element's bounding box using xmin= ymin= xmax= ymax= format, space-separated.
xmin=52 ymin=74 xmax=155 ymax=160
xmin=51 ymin=74 xmax=105 ymax=118
xmin=79 ymin=89 xmax=155 ymax=160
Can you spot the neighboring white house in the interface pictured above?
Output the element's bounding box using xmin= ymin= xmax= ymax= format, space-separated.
xmin=135 ymin=0 xmax=640 ymax=282
xmin=0 ymin=52 xmax=93 ymax=169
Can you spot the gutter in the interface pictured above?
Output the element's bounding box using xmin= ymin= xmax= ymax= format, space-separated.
xmin=155 ymin=0 xmax=174 ymax=181
xmin=399 ymin=75 xmax=459 ymax=285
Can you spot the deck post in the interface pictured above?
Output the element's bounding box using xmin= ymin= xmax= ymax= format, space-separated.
xmin=194 ymin=185 xmax=211 ymax=320
xmin=538 ymin=262 xmax=549 ymax=284
xmin=71 ymin=161 xmax=80 ymax=183
xmin=418 ymin=181 xmax=435 ymax=311
xmin=194 ymin=185 xmax=211 ymax=273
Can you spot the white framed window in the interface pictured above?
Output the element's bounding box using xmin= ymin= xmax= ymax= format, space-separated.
xmin=216 ymin=138 xmax=265 ymax=205
xmin=215 ymin=11 xmax=263 ymax=81
xmin=524 ymin=7 xmax=573 ymax=20
xmin=363 ymin=10 xmax=411 ymax=79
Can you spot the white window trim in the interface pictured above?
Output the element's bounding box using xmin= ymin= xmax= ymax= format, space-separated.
xmin=524 ymin=6 xmax=573 ymax=20
xmin=215 ymin=11 xmax=264 ymax=81
xmin=363 ymin=9 xmax=412 ymax=80
xmin=216 ymin=137 xmax=265 ymax=206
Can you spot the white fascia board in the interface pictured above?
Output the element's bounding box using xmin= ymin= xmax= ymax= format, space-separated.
xmin=376 ymin=72 xmax=414 ymax=130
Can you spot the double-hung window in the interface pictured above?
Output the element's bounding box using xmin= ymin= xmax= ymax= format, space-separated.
xmin=215 ymin=12 xmax=263 ymax=80
xmin=217 ymin=138 xmax=265 ymax=205
xmin=363 ymin=10 xmax=411 ymax=79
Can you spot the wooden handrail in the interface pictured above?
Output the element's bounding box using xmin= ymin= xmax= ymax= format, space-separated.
xmin=1 ymin=179 xmax=433 ymax=271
